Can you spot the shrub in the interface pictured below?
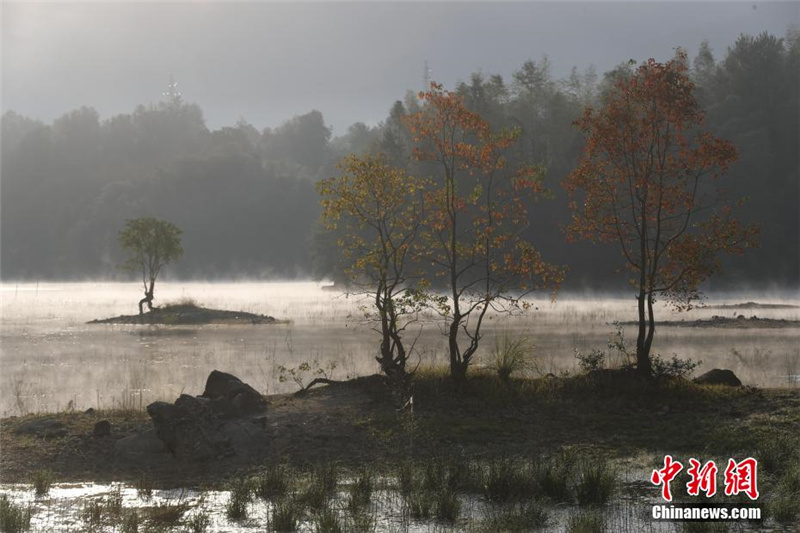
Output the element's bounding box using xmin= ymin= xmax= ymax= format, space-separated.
xmin=651 ymin=354 xmax=702 ymax=379
xmin=575 ymin=349 xmax=605 ymax=373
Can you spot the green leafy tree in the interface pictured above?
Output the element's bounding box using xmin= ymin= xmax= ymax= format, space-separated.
xmin=317 ymin=154 xmax=426 ymax=397
xmin=119 ymin=217 xmax=184 ymax=315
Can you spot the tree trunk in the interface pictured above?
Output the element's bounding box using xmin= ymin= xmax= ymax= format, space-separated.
xmin=448 ymin=319 xmax=466 ymax=383
xmin=635 ymin=290 xmax=652 ymax=376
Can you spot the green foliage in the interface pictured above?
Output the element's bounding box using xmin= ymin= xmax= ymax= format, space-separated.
xmin=489 ymin=333 xmax=536 ymax=382
xmin=575 ymin=458 xmax=616 ymax=506
xmin=0 ymin=495 xmax=32 ymax=533
xmin=272 ymin=498 xmax=301 ymax=532
xmin=31 ymin=469 xmax=54 ymax=497
xmin=566 ymin=510 xmax=606 ymax=533
xmin=574 ymin=349 xmax=605 ymax=373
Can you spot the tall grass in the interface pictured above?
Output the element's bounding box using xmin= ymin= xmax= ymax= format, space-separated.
xmin=0 ymin=495 xmax=32 ymax=533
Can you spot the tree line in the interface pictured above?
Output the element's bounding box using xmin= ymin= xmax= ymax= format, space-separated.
xmin=1 ymin=31 xmax=797 ymax=290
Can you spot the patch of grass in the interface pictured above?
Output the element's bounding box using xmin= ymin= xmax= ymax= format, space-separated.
xmin=255 ymin=466 xmax=292 ymax=501
xmin=0 ymin=495 xmax=32 ymax=533
xmin=433 ymin=489 xmax=460 ymax=522
xmin=566 ymin=510 xmax=606 ymax=533
xmin=534 ymin=451 xmax=575 ymax=503
xmin=407 ymin=492 xmax=433 ymax=520
xmin=482 ymin=501 xmax=549 ymax=531
xmin=226 ymin=477 xmax=253 ymax=521
xmin=575 ymin=457 xmax=616 ymax=506
xmin=120 ymin=509 xmax=140 ymax=533
xmin=272 ymin=498 xmax=301 ymax=532
xmin=489 ymin=333 xmax=535 ymax=382
xmin=81 ymin=499 xmax=105 ymax=530
xmin=135 ymin=472 xmax=155 ymax=500
xmin=313 ymin=507 xmax=344 ymax=533
xmin=31 ymin=468 xmax=54 ymax=497
xmin=144 ymin=501 xmax=190 ymax=528
xmin=186 ymin=511 xmax=211 ymax=533
xmin=347 ymin=470 xmax=374 ymax=512
xmin=482 ymin=458 xmax=536 ymax=502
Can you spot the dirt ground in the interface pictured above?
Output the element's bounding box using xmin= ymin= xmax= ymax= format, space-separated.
xmin=2 ymin=372 xmax=799 ymax=488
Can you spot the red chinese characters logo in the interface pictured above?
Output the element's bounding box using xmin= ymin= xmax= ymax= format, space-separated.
xmin=686 ymin=459 xmax=718 ymax=497
xmin=724 ymin=457 xmax=759 ymax=500
xmin=652 ymin=456 xmax=759 ymax=502
xmin=651 ymin=455 xmax=683 ymax=502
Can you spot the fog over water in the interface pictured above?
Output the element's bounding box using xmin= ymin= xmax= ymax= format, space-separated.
xmin=1 ymin=281 xmax=798 ymax=416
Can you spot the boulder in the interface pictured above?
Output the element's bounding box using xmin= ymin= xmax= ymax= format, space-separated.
xmin=201 ymin=370 xmax=266 ymax=415
xmin=147 ymin=395 xmax=233 ymax=461
xmin=693 ymin=369 xmax=742 ymax=387
xmin=114 ymin=430 xmax=170 ymax=463
xmin=14 ymin=418 xmax=68 ymax=439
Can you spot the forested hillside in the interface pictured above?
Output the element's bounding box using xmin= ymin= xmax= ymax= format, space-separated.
xmin=2 ymin=32 xmax=797 ymax=289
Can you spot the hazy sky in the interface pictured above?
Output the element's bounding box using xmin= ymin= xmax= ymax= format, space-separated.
xmin=3 ymin=1 xmax=798 ymax=134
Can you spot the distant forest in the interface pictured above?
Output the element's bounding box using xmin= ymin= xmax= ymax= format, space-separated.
xmin=2 ymin=32 xmax=798 ymax=290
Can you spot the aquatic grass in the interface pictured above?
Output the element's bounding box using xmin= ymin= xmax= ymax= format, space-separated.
xmin=81 ymin=499 xmax=105 ymax=530
xmin=186 ymin=511 xmax=211 ymax=533
xmin=575 ymin=457 xmax=616 ymax=506
xmin=482 ymin=458 xmax=536 ymax=502
xmin=31 ymin=468 xmax=54 ymax=497
xmin=534 ymin=451 xmax=575 ymax=503
xmin=271 ymin=498 xmax=301 ymax=532
xmin=347 ymin=470 xmax=374 ymax=512
xmin=120 ymin=509 xmax=140 ymax=533
xmin=0 ymin=495 xmax=32 ymax=533
xmin=566 ymin=510 xmax=606 ymax=533
xmin=226 ymin=477 xmax=254 ymax=521
xmin=313 ymin=506 xmax=344 ymax=533
xmin=484 ymin=500 xmax=549 ymax=531
xmin=407 ymin=491 xmax=433 ymax=520
xmin=255 ymin=465 xmax=292 ymax=501
xmin=433 ymin=489 xmax=460 ymax=522
xmin=135 ymin=472 xmax=155 ymax=500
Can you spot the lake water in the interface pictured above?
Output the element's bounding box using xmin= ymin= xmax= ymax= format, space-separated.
xmin=1 ymin=281 xmax=798 ymax=416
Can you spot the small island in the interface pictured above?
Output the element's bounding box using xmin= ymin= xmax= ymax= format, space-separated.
xmin=89 ymin=301 xmax=278 ymax=326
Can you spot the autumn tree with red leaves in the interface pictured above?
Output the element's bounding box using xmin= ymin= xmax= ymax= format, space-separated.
xmin=406 ymin=84 xmax=563 ymax=382
xmin=563 ymin=52 xmax=759 ymax=377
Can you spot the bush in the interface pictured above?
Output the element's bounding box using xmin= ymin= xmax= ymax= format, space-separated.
xmin=651 ymin=354 xmax=702 ymax=379
xmin=575 ymin=349 xmax=605 ymax=373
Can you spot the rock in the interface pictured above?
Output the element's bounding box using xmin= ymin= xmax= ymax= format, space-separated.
xmin=14 ymin=418 xmax=68 ymax=439
xmin=115 ymin=430 xmax=170 ymax=462
xmin=201 ymin=370 xmax=266 ymax=415
xmin=147 ymin=396 xmax=233 ymax=461
xmin=84 ymin=408 xmax=95 ymax=415
xmin=93 ymin=420 xmax=111 ymax=437
xmin=693 ymin=369 xmax=743 ymax=387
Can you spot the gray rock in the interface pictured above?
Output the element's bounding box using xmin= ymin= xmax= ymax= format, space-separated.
xmin=14 ymin=418 xmax=68 ymax=439
xmin=693 ymin=369 xmax=743 ymax=387
xmin=201 ymin=370 xmax=266 ymax=414
xmin=147 ymin=396 xmax=233 ymax=461
xmin=114 ymin=430 xmax=169 ymax=462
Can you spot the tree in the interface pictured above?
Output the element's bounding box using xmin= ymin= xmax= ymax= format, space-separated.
xmin=406 ymin=84 xmax=563 ymax=382
xmin=317 ymin=154 xmax=426 ymax=398
xmin=119 ymin=217 xmax=184 ymax=315
xmin=563 ymin=52 xmax=759 ymax=376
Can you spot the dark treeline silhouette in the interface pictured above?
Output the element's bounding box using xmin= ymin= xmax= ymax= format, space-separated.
xmin=2 ymin=31 xmax=797 ymax=289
